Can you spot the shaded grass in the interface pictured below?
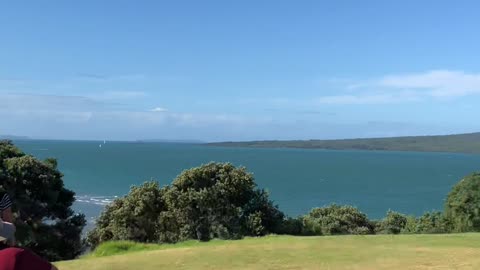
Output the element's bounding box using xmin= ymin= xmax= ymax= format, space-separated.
xmin=57 ymin=234 xmax=480 ymax=270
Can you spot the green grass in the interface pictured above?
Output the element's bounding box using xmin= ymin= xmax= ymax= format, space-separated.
xmin=57 ymin=234 xmax=480 ymax=269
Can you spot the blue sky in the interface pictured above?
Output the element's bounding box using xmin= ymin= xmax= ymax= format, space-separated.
xmin=2 ymin=0 xmax=480 ymax=141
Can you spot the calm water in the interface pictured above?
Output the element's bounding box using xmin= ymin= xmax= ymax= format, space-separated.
xmin=14 ymin=140 xmax=480 ymax=226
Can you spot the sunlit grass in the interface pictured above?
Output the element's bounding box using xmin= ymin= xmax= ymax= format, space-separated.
xmin=57 ymin=234 xmax=480 ymax=269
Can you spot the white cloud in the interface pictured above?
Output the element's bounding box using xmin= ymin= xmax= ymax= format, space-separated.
xmin=0 ymin=93 xmax=269 ymax=130
xmin=93 ymin=91 xmax=147 ymax=99
xmin=150 ymin=107 xmax=168 ymax=112
xmin=316 ymin=70 xmax=480 ymax=105
xmin=316 ymin=94 xmax=397 ymax=105
xmin=378 ymin=70 xmax=480 ymax=97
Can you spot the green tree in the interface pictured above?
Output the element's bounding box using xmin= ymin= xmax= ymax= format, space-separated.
xmin=0 ymin=140 xmax=86 ymax=261
xmin=161 ymin=162 xmax=284 ymax=240
xmin=445 ymin=172 xmax=480 ymax=232
xmin=376 ymin=210 xmax=407 ymax=234
xmin=87 ymin=181 xmax=168 ymax=247
xmin=415 ymin=211 xmax=450 ymax=234
xmin=302 ymin=204 xmax=373 ymax=235
xmin=88 ymin=162 xmax=285 ymax=247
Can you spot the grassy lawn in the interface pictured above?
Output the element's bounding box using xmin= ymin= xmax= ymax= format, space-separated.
xmin=56 ymin=234 xmax=480 ymax=270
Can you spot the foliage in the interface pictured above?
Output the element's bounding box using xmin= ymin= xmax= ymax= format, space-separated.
xmin=0 ymin=140 xmax=86 ymax=261
xmin=302 ymin=204 xmax=373 ymax=235
xmin=276 ymin=217 xmax=304 ymax=235
xmin=445 ymin=172 xmax=480 ymax=232
xmin=87 ymin=181 xmax=167 ymax=247
xmin=376 ymin=210 xmax=408 ymax=234
xmin=415 ymin=211 xmax=450 ymax=234
xmin=88 ymin=162 xmax=285 ymax=248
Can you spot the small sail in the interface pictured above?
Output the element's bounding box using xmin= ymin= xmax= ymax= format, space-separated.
xmin=104 ymin=139 xmax=106 ymax=144
xmin=99 ymin=144 xmax=102 ymax=148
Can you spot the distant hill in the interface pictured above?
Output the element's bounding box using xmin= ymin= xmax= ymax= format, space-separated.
xmin=208 ymin=132 xmax=480 ymax=154
xmin=0 ymin=135 xmax=30 ymax=140
xmin=136 ymin=139 xmax=204 ymax=143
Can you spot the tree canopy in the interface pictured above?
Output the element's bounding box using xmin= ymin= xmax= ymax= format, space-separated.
xmin=445 ymin=172 xmax=480 ymax=232
xmin=0 ymin=140 xmax=85 ymax=261
xmin=88 ymin=162 xmax=284 ymax=247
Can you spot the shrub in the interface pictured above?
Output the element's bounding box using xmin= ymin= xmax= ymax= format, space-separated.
xmin=415 ymin=211 xmax=450 ymax=234
xmin=277 ymin=217 xmax=304 ymax=235
xmin=401 ymin=215 xmax=418 ymax=234
xmin=376 ymin=210 xmax=407 ymax=234
xmin=302 ymin=204 xmax=373 ymax=235
xmin=87 ymin=181 xmax=167 ymax=247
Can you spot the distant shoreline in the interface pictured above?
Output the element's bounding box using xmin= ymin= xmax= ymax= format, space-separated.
xmin=207 ymin=132 xmax=480 ymax=154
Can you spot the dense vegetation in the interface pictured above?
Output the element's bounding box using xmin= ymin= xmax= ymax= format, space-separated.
xmin=208 ymin=132 xmax=480 ymax=153
xmin=0 ymin=140 xmax=86 ymax=261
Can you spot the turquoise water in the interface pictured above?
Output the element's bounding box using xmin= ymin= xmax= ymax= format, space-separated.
xmin=14 ymin=140 xmax=480 ymax=225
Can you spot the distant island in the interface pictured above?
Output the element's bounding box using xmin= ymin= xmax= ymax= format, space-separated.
xmin=208 ymin=132 xmax=480 ymax=154
xmin=136 ymin=139 xmax=205 ymax=143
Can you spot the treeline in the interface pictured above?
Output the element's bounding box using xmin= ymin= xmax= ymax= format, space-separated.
xmin=208 ymin=132 xmax=480 ymax=154
xmin=87 ymin=162 xmax=480 ymax=248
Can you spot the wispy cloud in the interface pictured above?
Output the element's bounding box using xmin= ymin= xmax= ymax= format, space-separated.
xmin=0 ymin=93 xmax=268 ymax=129
xmin=317 ymin=70 xmax=480 ymax=105
xmin=378 ymin=70 xmax=480 ymax=97
xmin=75 ymin=73 xmax=148 ymax=82
xmin=89 ymin=91 xmax=147 ymax=100
xmin=315 ymin=94 xmax=407 ymax=105
xmin=150 ymin=107 xmax=168 ymax=112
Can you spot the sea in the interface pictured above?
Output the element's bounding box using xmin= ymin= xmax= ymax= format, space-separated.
xmin=13 ymin=140 xmax=480 ymax=230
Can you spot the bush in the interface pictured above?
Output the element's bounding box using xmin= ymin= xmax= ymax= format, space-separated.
xmin=277 ymin=217 xmax=304 ymax=235
xmin=445 ymin=173 xmax=480 ymax=232
xmin=87 ymin=182 xmax=167 ymax=247
xmin=376 ymin=210 xmax=407 ymax=234
xmin=302 ymin=204 xmax=373 ymax=235
xmin=415 ymin=211 xmax=450 ymax=234
xmin=401 ymin=215 xmax=418 ymax=234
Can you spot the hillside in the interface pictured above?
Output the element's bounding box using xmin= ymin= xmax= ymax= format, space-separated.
xmin=56 ymin=234 xmax=480 ymax=270
xmin=209 ymin=132 xmax=480 ymax=153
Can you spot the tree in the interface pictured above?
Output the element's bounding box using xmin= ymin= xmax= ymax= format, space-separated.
xmin=376 ymin=210 xmax=407 ymax=234
xmin=88 ymin=162 xmax=285 ymax=247
xmin=87 ymin=181 xmax=168 ymax=247
xmin=160 ymin=162 xmax=285 ymax=240
xmin=0 ymin=140 xmax=86 ymax=261
xmin=445 ymin=172 xmax=480 ymax=232
xmin=414 ymin=211 xmax=450 ymax=234
xmin=302 ymin=204 xmax=373 ymax=235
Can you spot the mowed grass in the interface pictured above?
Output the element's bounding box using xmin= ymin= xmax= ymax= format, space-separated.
xmin=56 ymin=234 xmax=480 ymax=270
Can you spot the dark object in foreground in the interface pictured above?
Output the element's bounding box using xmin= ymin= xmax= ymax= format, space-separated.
xmin=0 ymin=239 xmax=57 ymax=270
